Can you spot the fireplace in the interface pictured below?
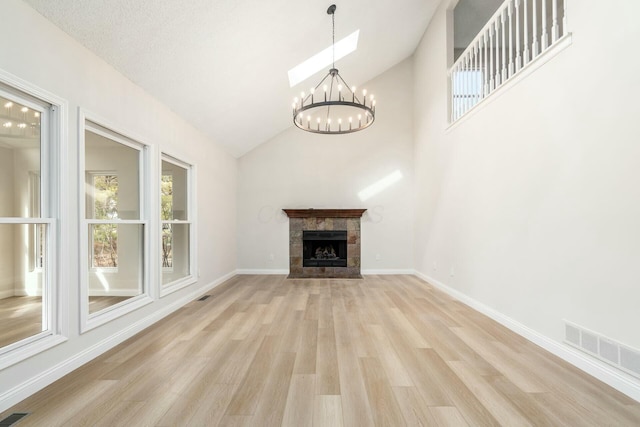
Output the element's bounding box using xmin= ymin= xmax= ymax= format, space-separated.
xmin=303 ymin=230 xmax=347 ymax=267
xmin=283 ymin=209 xmax=366 ymax=278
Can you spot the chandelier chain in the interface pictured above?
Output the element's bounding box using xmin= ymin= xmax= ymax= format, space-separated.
xmin=332 ymin=11 xmax=335 ymax=69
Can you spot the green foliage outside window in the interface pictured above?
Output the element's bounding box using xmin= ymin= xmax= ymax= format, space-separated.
xmin=93 ymin=175 xmax=118 ymax=268
xmin=161 ymin=175 xmax=173 ymax=268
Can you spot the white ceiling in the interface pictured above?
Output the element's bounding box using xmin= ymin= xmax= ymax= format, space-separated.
xmin=24 ymin=0 xmax=441 ymax=157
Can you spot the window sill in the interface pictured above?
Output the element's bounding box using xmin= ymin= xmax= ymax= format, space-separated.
xmin=0 ymin=333 xmax=67 ymax=371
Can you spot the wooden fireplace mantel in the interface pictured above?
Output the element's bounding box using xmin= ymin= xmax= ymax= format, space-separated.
xmin=283 ymin=209 xmax=367 ymax=218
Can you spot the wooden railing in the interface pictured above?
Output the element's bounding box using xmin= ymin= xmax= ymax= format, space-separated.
xmin=450 ymin=0 xmax=567 ymax=122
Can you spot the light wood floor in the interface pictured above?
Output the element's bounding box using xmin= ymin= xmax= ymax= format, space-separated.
xmin=3 ymin=275 xmax=640 ymax=426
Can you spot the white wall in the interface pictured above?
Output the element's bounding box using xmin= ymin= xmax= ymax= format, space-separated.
xmin=237 ymin=59 xmax=415 ymax=273
xmin=414 ymin=0 xmax=640 ymax=359
xmin=0 ymin=0 xmax=237 ymax=408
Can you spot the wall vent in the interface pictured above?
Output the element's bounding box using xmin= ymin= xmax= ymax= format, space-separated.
xmin=0 ymin=413 xmax=30 ymax=426
xmin=564 ymin=320 xmax=640 ymax=380
xmin=621 ymin=347 xmax=640 ymax=377
xmin=197 ymin=295 xmax=210 ymax=301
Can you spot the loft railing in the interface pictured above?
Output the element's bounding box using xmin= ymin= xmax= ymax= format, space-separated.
xmin=450 ymin=0 xmax=567 ymax=122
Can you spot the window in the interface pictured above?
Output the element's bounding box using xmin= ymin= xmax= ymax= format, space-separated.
xmin=88 ymin=173 xmax=118 ymax=269
xmin=161 ymin=155 xmax=195 ymax=293
xmin=0 ymin=75 xmax=65 ymax=367
xmin=80 ymin=116 xmax=151 ymax=330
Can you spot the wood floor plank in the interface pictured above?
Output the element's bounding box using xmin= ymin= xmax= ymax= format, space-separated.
xmin=3 ymin=275 xmax=639 ymax=426
xmin=225 ymin=338 xmax=276 ymax=416
xmin=429 ymin=406 xmax=471 ymax=427
xmin=293 ymin=319 xmax=318 ymax=374
xmin=314 ymin=395 xmax=344 ymax=427
xmin=281 ymin=374 xmax=316 ymax=427
xmin=359 ymin=356 xmax=408 ymax=426
xmin=251 ymin=351 xmax=296 ymax=426
xmin=316 ymin=324 xmax=341 ymax=395
xmin=393 ymin=386 xmax=439 ymax=426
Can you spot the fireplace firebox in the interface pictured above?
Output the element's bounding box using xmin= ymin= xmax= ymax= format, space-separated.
xmin=303 ymin=230 xmax=347 ymax=267
xmin=283 ymin=208 xmax=365 ymax=278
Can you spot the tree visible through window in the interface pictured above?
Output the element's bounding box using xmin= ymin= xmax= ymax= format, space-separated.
xmin=161 ymin=174 xmax=173 ymax=268
xmin=92 ymin=175 xmax=118 ymax=268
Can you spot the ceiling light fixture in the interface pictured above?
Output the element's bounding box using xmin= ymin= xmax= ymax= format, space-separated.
xmin=292 ymin=4 xmax=375 ymax=134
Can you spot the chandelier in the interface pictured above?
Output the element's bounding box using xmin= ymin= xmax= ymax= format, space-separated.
xmin=292 ymin=4 xmax=375 ymax=134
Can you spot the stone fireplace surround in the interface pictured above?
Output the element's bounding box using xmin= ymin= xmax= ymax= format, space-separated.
xmin=283 ymin=209 xmax=366 ymax=279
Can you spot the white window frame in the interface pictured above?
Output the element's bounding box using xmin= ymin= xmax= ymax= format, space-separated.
xmin=0 ymin=69 xmax=68 ymax=370
xmin=160 ymin=153 xmax=197 ymax=296
xmin=79 ymin=110 xmax=152 ymax=333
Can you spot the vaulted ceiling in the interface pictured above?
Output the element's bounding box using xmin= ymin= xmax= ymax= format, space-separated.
xmin=24 ymin=0 xmax=442 ymax=157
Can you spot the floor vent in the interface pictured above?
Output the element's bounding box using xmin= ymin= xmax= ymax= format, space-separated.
xmin=0 ymin=413 xmax=30 ymax=426
xmin=197 ymin=295 xmax=211 ymax=301
xmin=564 ymin=320 xmax=640 ymax=379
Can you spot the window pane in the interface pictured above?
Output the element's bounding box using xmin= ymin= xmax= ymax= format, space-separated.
xmin=161 ymin=160 xmax=188 ymax=221
xmin=92 ymin=223 xmax=118 ymax=268
xmin=0 ymin=223 xmax=46 ymax=348
xmin=85 ymin=130 xmax=140 ymax=220
xmin=0 ymin=95 xmax=41 ymax=218
xmin=162 ymin=223 xmax=190 ymax=286
xmin=88 ymin=223 xmax=144 ymax=314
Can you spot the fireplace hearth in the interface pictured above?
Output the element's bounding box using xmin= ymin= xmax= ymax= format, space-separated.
xmin=283 ymin=208 xmax=366 ymax=279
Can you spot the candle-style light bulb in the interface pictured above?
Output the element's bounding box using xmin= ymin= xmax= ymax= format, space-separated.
xmin=34 ymin=112 xmax=40 ymax=118
xmin=21 ymin=107 xmax=28 ymax=113
xmin=4 ymin=102 xmax=13 ymax=108
xmin=362 ymin=89 xmax=367 ymax=97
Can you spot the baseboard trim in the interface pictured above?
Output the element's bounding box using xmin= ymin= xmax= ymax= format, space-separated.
xmin=0 ymin=270 xmax=237 ymax=413
xmin=0 ymin=290 xmax=15 ymax=299
xmin=362 ymin=269 xmax=416 ymax=275
xmin=235 ymin=269 xmax=415 ymax=276
xmin=413 ymin=271 xmax=640 ymax=403
xmin=236 ymin=269 xmax=288 ymax=275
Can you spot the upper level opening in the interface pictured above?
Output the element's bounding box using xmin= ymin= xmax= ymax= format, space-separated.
xmin=450 ymin=0 xmax=569 ymax=123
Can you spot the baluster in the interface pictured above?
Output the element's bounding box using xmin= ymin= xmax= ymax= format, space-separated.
xmin=501 ymin=8 xmax=507 ymax=82
xmin=464 ymin=55 xmax=469 ymax=114
xmin=452 ymin=67 xmax=457 ymax=121
xmin=552 ymin=0 xmax=559 ymax=42
xmin=508 ymin=1 xmax=514 ymax=77
xmin=475 ymin=43 xmax=480 ymax=105
xmin=489 ymin=25 xmax=494 ymax=92
xmin=532 ymin=0 xmax=539 ymax=57
xmin=495 ymin=20 xmax=501 ymax=87
xmin=523 ymin=0 xmax=530 ymax=64
xmin=483 ymin=32 xmax=489 ymax=96
xmin=515 ymin=0 xmax=522 ymax=70
xmin=562 ymin=0 xmax=567 ymax=37
xmin=541 ymin=0 xmax=548 ymax=50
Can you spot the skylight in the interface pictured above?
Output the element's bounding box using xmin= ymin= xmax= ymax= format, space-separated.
xmin=288 ymin=30 xmax=360 ymax=87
